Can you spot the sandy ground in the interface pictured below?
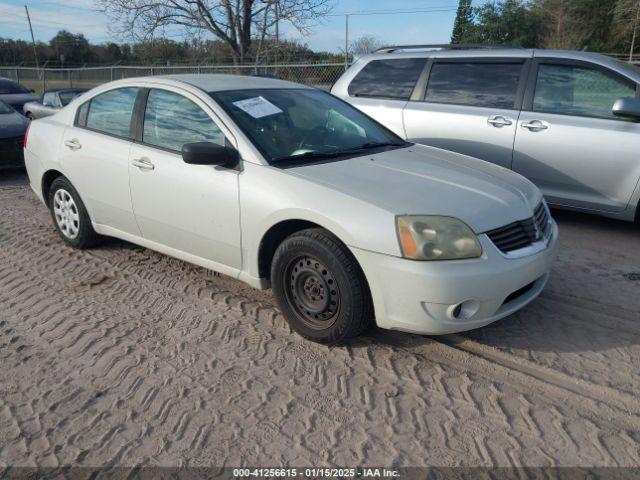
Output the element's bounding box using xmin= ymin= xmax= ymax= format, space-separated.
xmin=0 ymin=169 xmax=639 ymax=468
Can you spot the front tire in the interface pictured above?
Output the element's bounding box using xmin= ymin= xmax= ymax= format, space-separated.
xmin=48 ymin=176 xmax=101 ymax=249
xmin=271 ymin=228 xmax=373 ymax=344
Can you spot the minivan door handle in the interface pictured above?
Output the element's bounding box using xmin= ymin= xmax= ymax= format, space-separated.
xmin=131 ymin=157 xmax=155 ymax=171
xmin=64 ymin=138 xmax=82 ymax=150
xmin=522 ymin=120 xmax=549 ymax=132
xmin=487 ymin=115 xmax=513 ymax=128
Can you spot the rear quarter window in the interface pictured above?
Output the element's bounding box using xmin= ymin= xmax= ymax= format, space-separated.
xmin=347 ymin=58 xmax=426 ymax=100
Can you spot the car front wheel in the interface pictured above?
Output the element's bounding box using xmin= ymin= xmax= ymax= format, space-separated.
xmin=48 ymin=176 xmax=101 ymax=249
xmin=271 ymin=228 xmax=373 ymax=344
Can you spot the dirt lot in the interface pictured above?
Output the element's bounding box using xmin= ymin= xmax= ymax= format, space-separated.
xmin=0 ymin=169 xmax=639 ymax=468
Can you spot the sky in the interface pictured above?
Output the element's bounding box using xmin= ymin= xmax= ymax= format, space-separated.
xmin=0 ymin=0 xmax=487 ymax=53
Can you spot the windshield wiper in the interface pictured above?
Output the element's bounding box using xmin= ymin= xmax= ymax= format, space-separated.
xmin=272 ymin=150 xmax=340 ymax=163
xmin=334 ymin=141 xmax=407 ymax=154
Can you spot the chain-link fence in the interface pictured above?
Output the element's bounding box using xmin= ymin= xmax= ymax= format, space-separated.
xmin=0 ymin=63 xmax=348 ymax=95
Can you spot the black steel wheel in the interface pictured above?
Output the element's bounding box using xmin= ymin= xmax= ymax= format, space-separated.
xmin=271 ymin=228 xmax=373 ymax=344
xmin=284 ymin=255 xmax=341 ymax=330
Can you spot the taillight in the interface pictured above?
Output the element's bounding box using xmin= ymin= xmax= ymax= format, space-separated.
xmin=23 ymin=122 xmax=31 ymax=149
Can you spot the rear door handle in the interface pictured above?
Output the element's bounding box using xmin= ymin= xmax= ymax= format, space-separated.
xmin=131 ymin=157 xmax=155 ymax=171
xmin=64 ymin=138 xmax=82 ymax=150
xmin=487 ymin=115 xmax=513 ymax=127
xmin=522 ymin=120 xmax=549 ymax=131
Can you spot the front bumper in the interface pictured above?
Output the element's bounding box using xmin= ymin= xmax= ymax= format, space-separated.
xmin=351 ymin=220 xmax=559 ymax=335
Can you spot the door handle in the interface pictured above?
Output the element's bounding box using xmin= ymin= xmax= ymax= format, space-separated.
xmin=131 ymin=157 xmax=155 ymax=171
xmin=487 ymin=115 xmax=513 ymax=127
xmin=521 ymin=120 xmax=549 ymax=131
xmin=64 ymin=138 xmax=82 ymax=150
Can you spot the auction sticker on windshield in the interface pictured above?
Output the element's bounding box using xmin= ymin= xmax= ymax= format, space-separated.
xmin=233 ymin=96 xmax=282 ymax=118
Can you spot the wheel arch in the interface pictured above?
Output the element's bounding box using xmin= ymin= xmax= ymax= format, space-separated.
xmin=41 ymin=169 xmax=65 ymax=207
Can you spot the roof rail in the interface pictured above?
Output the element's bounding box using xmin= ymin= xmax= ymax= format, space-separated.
xmin=374 ymin=44 xmax=518 ymax=53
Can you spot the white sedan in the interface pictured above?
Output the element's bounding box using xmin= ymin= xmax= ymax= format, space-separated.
xmin=24 ymin=75 xmax=558 ymax=343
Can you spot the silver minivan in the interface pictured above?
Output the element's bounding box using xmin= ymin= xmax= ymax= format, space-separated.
xmin=332 ymin=47 xmax=640 ymax=222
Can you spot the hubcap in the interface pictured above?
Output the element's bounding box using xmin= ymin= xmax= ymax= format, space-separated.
xmin=284 ymin=256 xmax=340 ymax=330
xmin=53 ymin=189 xmax=80 ymax=240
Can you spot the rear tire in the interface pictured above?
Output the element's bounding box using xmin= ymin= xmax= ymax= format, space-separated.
xmin=48 ymin=176 xmax=101 ymax=249
xmin=271 ymin=228 xmax=373 ymax=344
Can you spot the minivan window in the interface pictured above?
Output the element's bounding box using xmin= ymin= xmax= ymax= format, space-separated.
xmin=532 ymin=64 xmax=636 ymax=119
xmin=143 ymin=89 xmax=225 ymax=151
xmin=348 ymin=58 xmax=426 ymax=100
xmin=85 ymin=88 xmax=138 ymax=138
xmin=425 ymin=62 xmax=523 ymax=109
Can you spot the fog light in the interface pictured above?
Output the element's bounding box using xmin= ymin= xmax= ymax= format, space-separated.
xmin=447 ymin=300 xmax=480 ymax=320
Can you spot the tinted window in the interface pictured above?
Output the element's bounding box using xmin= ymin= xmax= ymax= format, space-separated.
xmin=533 ymin=64 xmax=636 ymax=119
xmin=59 ymin=90 xmax=83 ymax=106
xmin=85 ymin=88 xmax=138 ymax=138
xmin=348 ymin=59 xmax=425 ymax=100
xmin=0 ymin=100 xmax=12 ymax=114
xmin=0 ymin=79 xmax=30 ymax=95
xmin=426 ymin=62 xmax=522 ymax=109
xmin=143 ymin=89 xmax=225 ymax=151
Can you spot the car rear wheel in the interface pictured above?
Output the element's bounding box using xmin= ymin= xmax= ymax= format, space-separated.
xmin=271 ymin=228 xmax=373 ymax=344
xmin=48 ymin=176 xmax=101 ymax=249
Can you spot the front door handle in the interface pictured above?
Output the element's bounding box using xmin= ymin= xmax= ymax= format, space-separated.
xmin=521 ymin=120 xmax=549 ymax=131
xmin=64 ymin=138 xmax=82 ymax=150
xmin=487 ymin=115 xmax=513 ymax=128
xmin=131 ymin=157 xmax=155 ymax=171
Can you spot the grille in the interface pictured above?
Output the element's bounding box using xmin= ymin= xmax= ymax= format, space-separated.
xmin=487 ymin=202 xmax=550 ymax=254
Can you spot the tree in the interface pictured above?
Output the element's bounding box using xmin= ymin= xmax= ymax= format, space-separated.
xmin=95 ymin=0 xmax=334 ymax=65
xmin=349 ymin=35 xmax=383 ymax=58
xmin=451 ymin=0 xmax=474 ymax=44
xmin=472 ymin=0 xmax=541 ymax=47
xmin=49 ymin=30 xmax=94 ymax=66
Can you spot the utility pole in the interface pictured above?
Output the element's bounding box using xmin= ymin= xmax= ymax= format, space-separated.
xmin=274 ymin=0 xmax=279 ymax=73
xmin=344 ymin=14 xmax=349 ymax=71
xmin=631 ymin=0 xmax=640 ymax=62
xmin=24 ymin=5 xmax=39 ymax=69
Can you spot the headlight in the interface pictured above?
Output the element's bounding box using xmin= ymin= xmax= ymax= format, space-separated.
xmin=396 ymin=215 xmax=482 ymax=260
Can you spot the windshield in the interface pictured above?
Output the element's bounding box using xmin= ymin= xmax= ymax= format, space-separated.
xmin=0 ymin=80 xmax=30 ymax=95
xmin=59 ymin=90 xmax=86 ymax=106
xmin=210 ymin=88 xmax=406 ymax=163
xmin=0 ymin=100 xmax=13 ymax=114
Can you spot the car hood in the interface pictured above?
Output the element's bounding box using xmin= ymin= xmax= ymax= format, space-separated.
xmin=0 ymin=111 xmax=29 ymax=138
xmin=0 ymin=93 xmax=40 ymax=108
xmin=286 ymin=144 xmax=543 ymax=233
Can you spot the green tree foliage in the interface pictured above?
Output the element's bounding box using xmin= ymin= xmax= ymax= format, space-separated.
xmin=448 ymin=0 xmax=637 ymax=54
xmin=451 ymin=0 xmax=475 ymax=44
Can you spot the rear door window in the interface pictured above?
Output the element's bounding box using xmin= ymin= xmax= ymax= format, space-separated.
xmin=348 ymin=58 xmax=426 ymax=100
xmin=84 ymin=87 xmax=139 ymax=138
xmin=425 ymin=61 xmax=523 ymax=109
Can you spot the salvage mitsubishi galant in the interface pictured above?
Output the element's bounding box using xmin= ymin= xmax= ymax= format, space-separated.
xmin=23 ymin=74 xmax=558 ymax=343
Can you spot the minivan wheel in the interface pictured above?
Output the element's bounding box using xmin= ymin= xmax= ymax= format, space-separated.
xmin=48 ymin=176 xmax=101 ymax=249
xmin=271 ymin=228 xmax=373 ymax=344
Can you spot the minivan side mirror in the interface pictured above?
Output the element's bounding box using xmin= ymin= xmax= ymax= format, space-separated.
xmin=612 ymin=97 xmax=640 ymax=121
xmin=181 ymin=142 xmax=239 ymax=167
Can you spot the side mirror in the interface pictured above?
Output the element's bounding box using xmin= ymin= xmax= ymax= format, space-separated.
xmin=181 ymin=142 xmax=239 ymax=167
xmin=612 ymin=97 xmax=640 ymax=121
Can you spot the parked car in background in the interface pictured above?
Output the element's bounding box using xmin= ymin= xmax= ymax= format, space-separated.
xmin=0 ymin=99 xmax=29 ymax=168
xmin=24 ymin=74 xmax=557 ymax=343
xmin=332 ymin=47 xmax=640 ymax=222
xmin=23 ymin=88 xmax=89 ymax=119
xmin=0 ymin=77 xmax=40 ymax=114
